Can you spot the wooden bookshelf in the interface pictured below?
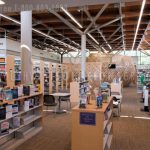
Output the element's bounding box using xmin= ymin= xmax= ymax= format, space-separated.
xmin=0 ymin=92 xmax=43 ymax=150
xmin=70 ymin=81 xmax=89 ymax=103
xmin=72 ymin=97 xmax=113 ymax=150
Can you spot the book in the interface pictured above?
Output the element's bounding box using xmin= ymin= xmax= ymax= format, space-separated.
xmin=12 ymin=104 xmax=18 ymax=115
xmin=3 ymin=90 xmax=13 ymax=100
xmin=18 ymin=85 xmax=23 ymax=97
xmin=0 ymin=121 xmax=9 ymax=135
xmin=0 ymin=107 xmax=6 ymax=120
xmin=13 ymin=117 xmax=20 ymax=128
xmin=12 ymin=88 xmax=18 ymax=99
xmin=24 ymin=101 xmax=29 ymax=111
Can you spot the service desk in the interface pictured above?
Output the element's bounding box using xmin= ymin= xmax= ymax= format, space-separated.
xmin=71 ymin=97 xmax=113 ymax=150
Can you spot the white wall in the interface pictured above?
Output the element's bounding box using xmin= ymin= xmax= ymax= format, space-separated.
xmin=0 ymin=38 xmax=60 ymax=62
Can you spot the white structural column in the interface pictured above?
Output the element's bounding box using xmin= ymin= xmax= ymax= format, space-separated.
xmin=21 ymin=11 xmax=32 ymax=84
xmin=81 ymin=34 xmax=86 ymax=80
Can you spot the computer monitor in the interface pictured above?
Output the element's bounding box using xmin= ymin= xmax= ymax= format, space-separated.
xmin=108 ymin=64 xmax=116 ymax=69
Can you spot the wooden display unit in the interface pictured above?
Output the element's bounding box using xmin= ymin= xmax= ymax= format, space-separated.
xmin=70 ymin=81 xmax=89 ymax=103
xmin=33 ymin=60 xmax=44 ymax=93
xmin=72 ymin=97 xmax=113 ymax=150
xmin=49 ymin=63 xmax=69 ymax=94
xmin=0 ymin=92 xmax=43 ymax=150
xmin=6 ymin=55 xmax=15 ymax=88
xmin=62 ymin=64 xmax=68 ymax=90
xmin=56 ymin=64 xmax=62 ymax=92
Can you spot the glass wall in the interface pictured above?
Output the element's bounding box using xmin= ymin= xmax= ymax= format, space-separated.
xmin=113 ymin=50 xmax=150 ymax=65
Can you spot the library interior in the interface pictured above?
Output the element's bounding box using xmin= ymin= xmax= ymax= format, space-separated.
xmin=0 ymin=0 xmax=150 ymax=150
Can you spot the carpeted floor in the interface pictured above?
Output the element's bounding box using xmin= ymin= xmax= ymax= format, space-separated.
xmin=15 ymin=86 xmax=150 ymax=150
xmin=120 ymin=86 xmax=149 ymax=117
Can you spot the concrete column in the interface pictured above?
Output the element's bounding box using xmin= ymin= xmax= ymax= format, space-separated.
xmin=81 ymin=34 xmax=86 ymax=80
xmin=21 ymin=11 xmax=32 ymax=84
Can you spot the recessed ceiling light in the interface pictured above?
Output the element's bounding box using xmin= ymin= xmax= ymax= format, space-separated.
xmin=0 ymin=0 xmax=5 ymax=5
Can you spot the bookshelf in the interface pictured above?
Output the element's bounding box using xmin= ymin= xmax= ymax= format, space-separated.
xmin=44 ymin=62 xmax=50 ymax=95
xmin=0 ymin=57 xmax=6 ymax=87
xmin=62 ymin=65 xmax=68 ymax=90
xmin=56 ymin=64 xmax=62 ymax=92
xmin=33 ymin=60 xmax=40 ymax=85
xmin=0 ymin=92 xmax=43 ymax=150
xmin=14 ymin=57 xmax=21 ymax=85
xmin=50 ymin=63 xmax=56 ymax=93
xmin=72 ymin=97 xmax=113 ymax=150
xmin=33 ymin=60 xmax=44 ymax=93
xmin=70 ymin=81 xmax=89 ymax=103
xmin=6 ymin=55 xmax=15 ymax=88
xmin=137 ymin=65 xmax=150 ymax=93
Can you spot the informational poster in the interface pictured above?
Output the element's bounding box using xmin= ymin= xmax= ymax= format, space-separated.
xmin=80 ymin=112 xmax=96 ymax=126
xmin=0 ymin=38 xmax=6 ymax=58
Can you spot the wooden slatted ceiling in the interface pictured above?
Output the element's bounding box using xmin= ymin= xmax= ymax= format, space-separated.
xmin=0 ymin=0 xmax=150 ymax=52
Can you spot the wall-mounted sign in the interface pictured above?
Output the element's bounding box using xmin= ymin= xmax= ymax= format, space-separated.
xmin=80 ymin=112 xmax=96 ymax=126
xmin=0 ymin=38 xmax=6 ymax=50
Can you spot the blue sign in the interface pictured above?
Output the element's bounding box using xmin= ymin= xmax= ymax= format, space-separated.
xmin=80 ymin=112 xmax=96 ymax=126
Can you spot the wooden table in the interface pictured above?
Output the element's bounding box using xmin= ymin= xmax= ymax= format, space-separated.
xmin=51 ymin=93 xmax=70 ymax=114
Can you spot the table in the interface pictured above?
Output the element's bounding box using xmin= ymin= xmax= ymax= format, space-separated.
xmin=51 ymin=93 xmax=71 ymax=114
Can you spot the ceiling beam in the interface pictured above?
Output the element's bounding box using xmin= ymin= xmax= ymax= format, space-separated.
xmin=119 ymin=3 xmax=126 ymax=50
xmin=84 ymin=3 xmax=109 ymax=34
xmin=0 ymin=14 xmax=80 ymax=52
xmin=137 ymin=21 xmax=150 ymax=50
xmin=89 ymin=17 xmax=121 ymax=33
xmin=48 ymin=9 xmax=83 ymax=35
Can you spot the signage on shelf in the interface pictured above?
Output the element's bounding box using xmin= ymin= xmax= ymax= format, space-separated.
xmin=80 ymin=112 xmax=96 ymax=126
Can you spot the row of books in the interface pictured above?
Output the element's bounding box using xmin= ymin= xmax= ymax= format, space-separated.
xmin=0 ymin=114 xmax=40 ymax=136
xmin=0 ymin=85 xmax=39 ymax=100
xmin=0 ymin=96 xmax=40 ymax=120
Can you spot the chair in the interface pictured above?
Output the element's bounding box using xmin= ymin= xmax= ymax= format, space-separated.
xmin=111 ymin=82 xmax=122 ymax=116
xmin=113 ymin=96 xmax=121 ymax=116
xmin=44 ymin=95 xmax=57 ymax=111
xmin=58 ymin=89 xmax=71 ymax=110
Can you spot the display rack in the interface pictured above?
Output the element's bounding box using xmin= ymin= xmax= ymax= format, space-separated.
xmin=33 ymin=60 xmax=41 ymax=85
xmin=6 ymin=55 xmax=15 ymax=88
xmin=72 ymin=97 xmax=113 ymax=150
xmin=70 ymin=81 xmax=89 ymax=103
xmin=0 ymin=92 xmax=43 ymax=150
xmin=44 ymin=62 xmax=49 ymax=95
xmin=137 ymin=65 xmax=150 ymax=93
xmin=0 ymin=57 xmax=6 ymax=87
xmin=62 ymin=65 xmax=68 ymax=90
xmin=56 ymin=64 xmax=62 ymax=92
xmin=51 ymin=64 xmax=56 ymax=93
xmin=14 ymin=57 xmax=21 ymax=85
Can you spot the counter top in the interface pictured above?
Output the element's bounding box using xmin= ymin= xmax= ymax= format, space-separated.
xmin=72 ymin=97 xmax=113 ymax=113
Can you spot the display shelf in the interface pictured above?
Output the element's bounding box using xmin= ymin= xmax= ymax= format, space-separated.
xmin=14 ymin=58 xmax=21 ymax=85
xmin=106 ymin=135 xmax=113 ymax=150
xmin=33 ymin=60 xmax=41 ymax=84
xmin=104 ymin=109 xmax=112 ymax=130
xmin=0 ymin=104 xmax=42 ymax=124
xmin=137 ymin=65 xmax=150 ymax=93
xmin=56 ymin=64 xmax=62 ymax=92
xmin=72 ymin=97 xmax=113 ymax=150
xmin=70 ymin=81 xmax=89 ymax=103
xmin=44 ymin=62 xmax=50 ymax=95
xmin=0 ymin=92 xmax=43 ymax=149
xmin=0 ymin=57 xmax=7 ymax=87
xmin=0 ymin=127 xmax=42 ymax=150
